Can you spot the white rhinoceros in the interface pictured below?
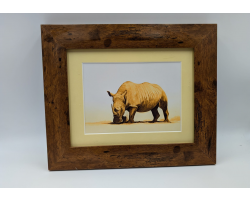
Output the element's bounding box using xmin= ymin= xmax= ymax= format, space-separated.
xmin=107 ymin=81 xmax=170 ymax=124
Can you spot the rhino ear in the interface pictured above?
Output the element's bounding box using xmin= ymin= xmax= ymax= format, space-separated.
xmin=121 ymin=90 xmax=127 ymax=97
xmin=121 ymin=90 xmax=127 ymax=103
xmin=107 ymin=91 xmax=114 ymax=97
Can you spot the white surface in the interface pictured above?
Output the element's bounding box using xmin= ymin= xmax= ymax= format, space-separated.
xmin=1 ymin=131 xmax=250 ymax=188
xmin=1 ymin=13 xmax=250 ymax=187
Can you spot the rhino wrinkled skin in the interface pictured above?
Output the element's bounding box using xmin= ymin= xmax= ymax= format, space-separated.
xmin=107 ymin=81 xmax=170 ymax=124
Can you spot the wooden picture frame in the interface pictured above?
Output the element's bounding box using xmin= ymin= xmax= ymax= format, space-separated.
xmin=41 ymin=24 xmax=217 ymax=170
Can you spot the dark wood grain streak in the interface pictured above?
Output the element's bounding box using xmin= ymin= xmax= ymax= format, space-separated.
xmin=194 ymin=25 xmax=217 ymax=163
xmin=41 ymin=24 xmax=217 ymax=170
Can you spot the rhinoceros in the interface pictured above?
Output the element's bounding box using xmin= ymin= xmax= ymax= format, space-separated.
xmin=107 ymin=81 xmax=170 ymax=124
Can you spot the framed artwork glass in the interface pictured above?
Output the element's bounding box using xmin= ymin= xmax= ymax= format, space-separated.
xmin=41 ymin=24 xmax=217 ymax=170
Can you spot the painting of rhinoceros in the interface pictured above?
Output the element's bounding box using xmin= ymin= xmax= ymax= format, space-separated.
xmin=107 ymin=81 xmax=170 ymax=124
xmin=83 ymin=62 xmax=181 ymax=134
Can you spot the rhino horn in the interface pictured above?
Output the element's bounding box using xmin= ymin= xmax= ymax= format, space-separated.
xmin=111 ymin=104 xmax=114 ymax=113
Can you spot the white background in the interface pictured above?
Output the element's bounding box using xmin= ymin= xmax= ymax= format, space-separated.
xmin=1 ymin=13 xmax=250 ymax=188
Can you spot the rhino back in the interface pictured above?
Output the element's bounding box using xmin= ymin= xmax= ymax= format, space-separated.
xmin=117 ymin=81 xmax=163 ymax=112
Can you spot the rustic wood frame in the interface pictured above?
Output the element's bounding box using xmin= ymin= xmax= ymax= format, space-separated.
xmin=41 ymin=24 xmax=217 ymax=171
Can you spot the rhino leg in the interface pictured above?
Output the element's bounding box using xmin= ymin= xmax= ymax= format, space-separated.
xmin=159 ymin=100 xmax=171 ymax=122
xmin=151 ymin=104 xmax=160 ymax=122
xmin=163 ymin=109 xmax=170 ymax=122
xmin=122 ymin=116 xmax=127 ymax=123
xmin=128 ymin=107 xmax=137 ymax=123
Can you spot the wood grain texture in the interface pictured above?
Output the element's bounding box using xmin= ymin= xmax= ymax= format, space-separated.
xmin=41 ymin=24 xmax=217 ymax=170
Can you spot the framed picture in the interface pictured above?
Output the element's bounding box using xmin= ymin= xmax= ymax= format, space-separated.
xmin=41 ymin=24 xmax=217 ymax=170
